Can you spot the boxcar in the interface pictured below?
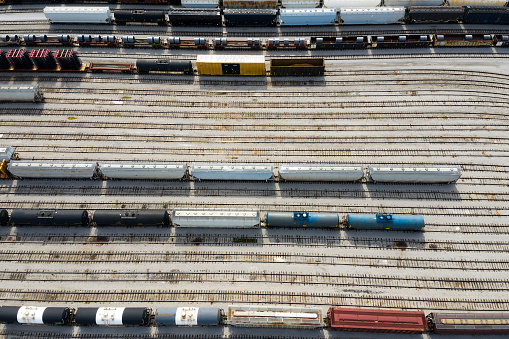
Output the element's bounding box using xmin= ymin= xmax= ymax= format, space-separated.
xmin=10 ymin=209 xmax=89 ymax=227
xmin=270 ymin=58 xmax=325 ymax=76
xmin=429 ymin=312 xmax=509 ymax=334
xmin=328 ymin=307 xmax=428 ymax=333
xmin=267 ymin=212 xmax=339 ymax=228
xmin=346 ymin=213 xmax=425 ymax=231
xmin=196 ymin=55 xmax=266 ymax=75
xmin=93 ymin=210 xmax=170 ymax=226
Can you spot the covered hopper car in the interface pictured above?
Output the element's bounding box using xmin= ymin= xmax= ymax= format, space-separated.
xmin=171 ymin=209 xmax=261 ymax=228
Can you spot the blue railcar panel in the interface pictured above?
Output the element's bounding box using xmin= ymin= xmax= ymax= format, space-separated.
xmin=347 ymin=213 xmax=424 ymax=231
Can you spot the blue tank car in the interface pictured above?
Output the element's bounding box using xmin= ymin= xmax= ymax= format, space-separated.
xmin=346 ymin=213 xmax=424 ymax=231
xmin=267 ymin=212 xmax=339 ymax=228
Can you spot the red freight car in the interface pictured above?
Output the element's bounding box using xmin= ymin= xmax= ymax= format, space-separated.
xmin=429 ymin=313 xmax=509 ymax=335
xmin=327 ymin=307 xmax=428 ymax=334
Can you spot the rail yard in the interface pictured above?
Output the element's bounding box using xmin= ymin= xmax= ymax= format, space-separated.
xmin=0 ymin=1 xmax=509 ymax=338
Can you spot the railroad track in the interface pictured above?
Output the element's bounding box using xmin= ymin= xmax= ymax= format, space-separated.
xmin=1 ymin=185 xmax=509 ymax=204
xmin=2 ymin=227 xmax=509 ymax=244
xmin=2 ymin=21 xmax=509 ymax=37
xmin=5 ymin=133 xmax=509 ymax=148
xmin=0 ymin=201 xmax=506 ymax=216
xmin=40 ymin=87 xmax=509 ymax=98
xmin=3 ymin=107 xmax=509 ymax=121
xmin=1 ymin=269 xmax=508 ymax=292
xmin=0 ymin=287 xmax=507 ymax=310
xmin=1 ymin=250 xmax=508 ymax=271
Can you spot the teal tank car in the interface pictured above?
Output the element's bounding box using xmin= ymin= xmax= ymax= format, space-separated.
xmin=346 ymin=213 xmax=424 ymax=231
xmin=267 ymin=212 xmax=339 ymax=228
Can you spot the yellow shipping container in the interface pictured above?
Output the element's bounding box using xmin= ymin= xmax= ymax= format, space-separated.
xmin=196 ymin=55 xmax=266 ymax=75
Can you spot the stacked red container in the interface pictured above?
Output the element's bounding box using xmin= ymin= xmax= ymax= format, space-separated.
xmin=29 ymin=49 xmax=57 ymax=70
xmin=6 ymin=49 xmax=33 ymax=69
xmin=54 ymin=49 xmax=82 ymax=70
